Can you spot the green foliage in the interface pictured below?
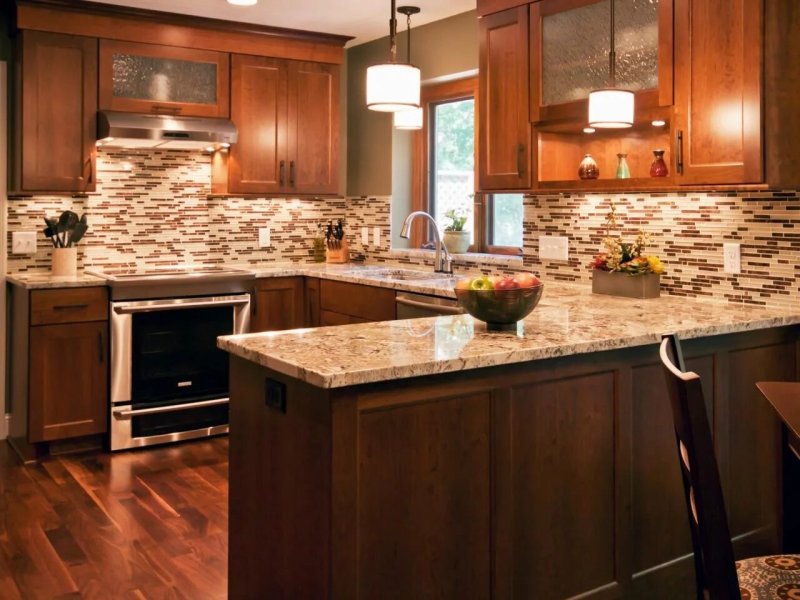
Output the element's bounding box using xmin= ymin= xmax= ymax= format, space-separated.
xmin=444 ymin=209 xmax=468 ymax=232
xmin=435 ymin=99 xmax=475 ymax=171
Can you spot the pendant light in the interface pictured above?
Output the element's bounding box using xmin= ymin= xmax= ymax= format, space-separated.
xmin=393 ymin=6 xmax=424 ymax=129
xmin=366 ymin=0 xmax=421 ymax=112
xmin=587 ymin=0 xmax=634 ymax=128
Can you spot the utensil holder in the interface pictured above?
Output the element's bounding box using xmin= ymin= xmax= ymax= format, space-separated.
xmin=51 ymin=247 xmax=78 ymax=277
xmin=326 ymin=238 xmax=349 ymax=264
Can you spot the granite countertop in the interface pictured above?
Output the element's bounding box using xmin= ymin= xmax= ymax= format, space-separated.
xmin=218 ymin=283 xmax=800 ymax=389
xmin=6 ymin=272 xmax=107 ymax=289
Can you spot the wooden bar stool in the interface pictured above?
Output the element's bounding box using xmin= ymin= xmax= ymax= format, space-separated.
xmin=659 ymin=334 xmax=800 ymax=600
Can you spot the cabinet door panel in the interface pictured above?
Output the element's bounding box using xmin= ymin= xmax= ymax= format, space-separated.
xmin=20 ymin=31 xmax=97 ymax=193
xmin=674 ymin=0 xmax=762 ymax=184
xmin=478 ymin=6 xmax=531 ymax=190
xmin=29 ymin=322 xmax=108 ymax=442
xmin=288 ymin=61 xmax=339 ymax=195
xmin=251 ymin=277 xmax=305 ymax=332
xmin=229 ymin=55 xmax=288 ymax=194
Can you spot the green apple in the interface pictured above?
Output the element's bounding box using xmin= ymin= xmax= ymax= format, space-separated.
xmin=469 ymin=275 xmax=494 ymax=291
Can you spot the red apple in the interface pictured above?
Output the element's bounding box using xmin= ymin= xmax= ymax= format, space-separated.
xmin=513 ymin=272 xmax=541 ymax=288
xmin=495 ymin=276 xmax=520 ymax=291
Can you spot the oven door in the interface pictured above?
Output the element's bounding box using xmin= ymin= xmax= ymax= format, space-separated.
xmin=110 ymin=294 xmax=250 ymax=450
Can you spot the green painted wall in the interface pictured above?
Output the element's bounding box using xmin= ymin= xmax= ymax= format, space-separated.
xmin=346 ymin=10 xmax=478 ymax=198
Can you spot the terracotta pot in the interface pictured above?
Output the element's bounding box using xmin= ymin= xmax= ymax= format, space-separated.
xmin=51 ymin=247 xmax=78 ymax=277
xmin=443 ymin=230 xmax=470 ymax=254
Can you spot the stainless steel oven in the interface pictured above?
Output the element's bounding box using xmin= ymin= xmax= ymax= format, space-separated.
xmin=109 ymin=293 xmax=250 ymax=450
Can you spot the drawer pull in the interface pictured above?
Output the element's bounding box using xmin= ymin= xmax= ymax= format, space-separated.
xmin=53 ymin=303 xmax=89 ymax=310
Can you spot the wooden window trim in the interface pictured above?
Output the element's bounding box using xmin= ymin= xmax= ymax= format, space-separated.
xmin=410 ymin=76 xmax=521 ymax=256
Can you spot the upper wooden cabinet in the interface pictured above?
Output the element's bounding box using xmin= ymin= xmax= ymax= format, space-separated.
xmin=478 ymin=6 xmax=531 ymax=191
xmin=220 ymin=55 xmax=340 ymax=196
xmin=99 ymin=40 xmax=230 ymax=118
xmin=673 ymin=0 xmax=762 ymax=185
xmin=17 ymin=30 xmax=97 ymax=194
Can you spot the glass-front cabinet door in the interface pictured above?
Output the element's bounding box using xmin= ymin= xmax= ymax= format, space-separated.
xmin=99 ymin=40 xmax=230 ymax=118
xmin=530 ymin=0 xmax=672 ymax=123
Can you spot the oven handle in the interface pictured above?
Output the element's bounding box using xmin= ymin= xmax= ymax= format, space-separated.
xmin=113 ymin=297 xmax=249 ymax=315
xmin=113 ymin=398 xmax=229 ymax=418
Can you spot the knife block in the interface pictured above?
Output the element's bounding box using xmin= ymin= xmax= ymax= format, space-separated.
xmin=326 ymin=238 xmax=349 ymax=264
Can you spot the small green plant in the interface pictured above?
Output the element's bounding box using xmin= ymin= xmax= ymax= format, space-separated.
xmin=444 ymin=209 xmax=468 ymax=232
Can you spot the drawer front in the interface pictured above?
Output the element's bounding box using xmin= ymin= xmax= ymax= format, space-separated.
xmin=31 ymin=287 xmax=108 ymax=326
xmin=319 ymin=280 xmax=395 ymax=322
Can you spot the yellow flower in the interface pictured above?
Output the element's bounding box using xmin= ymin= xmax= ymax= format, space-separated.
xmin=647 ymin=255 xmax=664 ymax=274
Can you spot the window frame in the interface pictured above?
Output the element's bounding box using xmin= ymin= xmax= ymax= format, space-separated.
xmin=410 ymin=77 xmax=522 ymax=256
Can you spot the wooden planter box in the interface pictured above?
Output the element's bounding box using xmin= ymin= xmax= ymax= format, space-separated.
xmin=591 ymin=270 xmax=660 ymax=299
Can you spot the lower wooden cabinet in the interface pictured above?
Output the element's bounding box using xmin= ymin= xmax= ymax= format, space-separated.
xmin=319 ymin=279 xmax=396 ymax=324
xmin=251 ymin=277 xmax=306 ymax=332
xmin=9 ymin=285 xmax=109 ymax=458
xmin=29 ymin=321 xmax=108 ymax=442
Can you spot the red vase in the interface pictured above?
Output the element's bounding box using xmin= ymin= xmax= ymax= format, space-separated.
xmin=650 ymin=149 xmax=668 ymax=177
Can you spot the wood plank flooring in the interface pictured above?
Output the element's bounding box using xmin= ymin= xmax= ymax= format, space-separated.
xmin=0 ymin=437 xmax=229 ymax=599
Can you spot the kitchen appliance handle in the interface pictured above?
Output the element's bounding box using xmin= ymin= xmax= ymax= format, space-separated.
xmin=113 ymin=398 xmax=229 ymax=418
xmin=113 ymin=296 xmax=250 ymax=315
xmin=396 ymin=297 xmax=463 ymax=315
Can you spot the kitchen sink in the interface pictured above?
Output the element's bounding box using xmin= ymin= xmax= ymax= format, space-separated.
xmin=344 ymin=268 xmax=454 ymax=282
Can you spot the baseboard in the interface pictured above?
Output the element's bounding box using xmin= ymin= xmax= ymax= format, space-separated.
xmin=0 ymin=414 xmax=9 ymax=440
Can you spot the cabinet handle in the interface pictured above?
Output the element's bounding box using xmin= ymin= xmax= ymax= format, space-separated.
xmin=251 ymin=289 xmax=258 ymax=316
xmin=279 ymin=160 xmax=285 ymax=186
xmin=676 ymin=130 xmax=684 ymax=175
xmin=85 ymin=157 xmax=93 ymax=185
xmin=97 ymin=330 xmax=104 ymax=364
xmin=290 ymin=161 xmax=296 ymax=187
xmin=53 ymin=303 xmax=89 ymax=310
xmin=151 ymin=104 xmax=181 ymax=115
xmin=517 ymin=144 xmax=525 ymax=177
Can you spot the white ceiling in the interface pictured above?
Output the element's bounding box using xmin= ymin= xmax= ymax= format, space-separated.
xmin=90 ymin=0 xmax=476 ymax=46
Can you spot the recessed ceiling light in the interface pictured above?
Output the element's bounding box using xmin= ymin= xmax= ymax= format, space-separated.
xmin=583 ymin=127 xmax=596 ymax=134
xmin=651 ymin=119 xmax=667 ymax=127
xmin=227 ymin=0 xmax=257 ymax=6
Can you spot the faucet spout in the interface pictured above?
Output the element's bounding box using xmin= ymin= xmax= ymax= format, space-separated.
xmin=399 ymin=211 xmax=454 ymax=274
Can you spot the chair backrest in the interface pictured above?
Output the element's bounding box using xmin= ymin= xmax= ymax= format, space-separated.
xmin=659 ymin=334 xmax=741 ymax=600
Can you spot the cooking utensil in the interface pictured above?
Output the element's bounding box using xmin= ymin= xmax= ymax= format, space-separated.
xmin=69 ymin=216 xmax=88 ymax=247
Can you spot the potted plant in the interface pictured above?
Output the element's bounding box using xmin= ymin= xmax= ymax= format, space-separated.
xmin=587 ymin=204 xmax=664 ymax=299
xmin=443 ymin=208 xmax=470 ymax=254
xmin=43 ymin=211 xmax=89 ymax=277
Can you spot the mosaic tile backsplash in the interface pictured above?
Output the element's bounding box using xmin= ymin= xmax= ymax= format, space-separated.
xmin=6 ymin=150 xmax=799 ymax=310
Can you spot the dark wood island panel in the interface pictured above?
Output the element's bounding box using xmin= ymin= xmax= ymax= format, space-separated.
xmin=228 ymin=326 xmax=799 ymax=599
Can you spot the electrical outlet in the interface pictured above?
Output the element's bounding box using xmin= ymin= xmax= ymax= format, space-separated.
xmin=12 ymin=231 xmax=37 ymax=255
xmin=258 ymin=227 xmax=271 ymax=249
xmin=723 ymin=242 xmax=741 ymax=274
xmin=539 ymin=235 xmax=569 ymax=261
xmin=372 ymin=227 xmax=381 ymax=248
xmin=361 ymin=227 xmax=370 ymax=246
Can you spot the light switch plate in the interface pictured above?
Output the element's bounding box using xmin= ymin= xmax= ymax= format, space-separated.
xmin=258 ymin=227 xmax=271 ymax=248
xmin=723 ymin=242 xmax=741 ymax=274
xmin=539 ymin=235 xmax=569 ymax=261
xmin=12 ymin=231 xmax=37 ymax=255
xmin=361 ymin=227 xmax=370 ymax=246
xmin=372 ymin=227 xmax=381 ymax=247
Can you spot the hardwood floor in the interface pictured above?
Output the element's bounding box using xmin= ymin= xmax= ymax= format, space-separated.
xmin=0 ymin=437 xmax=229 ymax=599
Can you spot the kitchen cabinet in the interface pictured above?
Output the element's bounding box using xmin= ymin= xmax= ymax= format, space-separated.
xmin=16 ymin=30 xmax=97 ymax=194
xmin=251 ymin=277 xmax=306 ymax=332
xmin=99 ymin=40 xmax=230 ymax=118
xmin=305 ymin=277 xmax=321 ymax=327
xmin=221 ymin=54 xmax=339 ymax=196
xmin=319 ymin=280 xmax=396 ymax=325
xmin=9 ymin=285 xmax=109 ymax=459
xmin=673 ymin=0 xmax=761 ymax=185
xmin=478 ymin=5 xmax=531 ymax=191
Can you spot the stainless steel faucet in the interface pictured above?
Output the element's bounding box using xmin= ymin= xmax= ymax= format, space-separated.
xmin=399 ymin=211 xmax=454 ymax=274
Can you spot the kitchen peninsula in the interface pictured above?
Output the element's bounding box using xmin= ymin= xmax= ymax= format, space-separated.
xmin=219 ymin=285 xmax=800 ymax=599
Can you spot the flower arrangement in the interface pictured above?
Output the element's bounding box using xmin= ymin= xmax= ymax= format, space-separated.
xmin=444 ymin=208 xmax=468 ymax=232
xmin=588 ymin=204 xmax=664 ymax=275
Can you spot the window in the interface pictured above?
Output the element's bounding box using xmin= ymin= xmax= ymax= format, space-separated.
xmin=411 ymin=77 xmax=523 ymax=254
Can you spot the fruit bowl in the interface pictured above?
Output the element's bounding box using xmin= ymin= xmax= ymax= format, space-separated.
xmin=455 ymin=283 xmax=544 ymax=330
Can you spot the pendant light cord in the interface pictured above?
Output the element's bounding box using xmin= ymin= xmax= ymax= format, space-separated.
xmin=389 ymin=0 xmax=398 ymax=63
xmin=609 ymin=0 xmax=616 ymax=87
xmin=406 ymin=11 xmax=413 ymax=64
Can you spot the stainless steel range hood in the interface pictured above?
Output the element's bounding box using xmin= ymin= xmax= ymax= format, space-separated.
xmin=97 ymin=110 xmax=237 ymax=150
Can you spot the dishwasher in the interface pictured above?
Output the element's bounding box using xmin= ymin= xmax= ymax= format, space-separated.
xmin=395 ymin=291 xmax=464 ymax=319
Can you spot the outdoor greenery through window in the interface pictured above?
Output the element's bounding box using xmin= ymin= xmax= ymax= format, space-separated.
xmin=424 ymin=80 xmax=523 ymax=254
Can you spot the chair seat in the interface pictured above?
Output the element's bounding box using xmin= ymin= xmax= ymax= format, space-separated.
xmin=736 ymin=554 xmax=800 ymax=599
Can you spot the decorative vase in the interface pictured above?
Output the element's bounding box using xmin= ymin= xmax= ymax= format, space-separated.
xmin=51 ymin=247 xmax=78 ymax=277
xmin=650 ymin=149 xmax=669 ymax=177
xmin=591 ymin=270 xmax=660 ymax=299
xmin=615 ymin=153 xmax=630 ymax=179
xmin=578 ymin=154 xmax=599 ymax=180
xmin=443 ymin=230 xmax=470 ymax=254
